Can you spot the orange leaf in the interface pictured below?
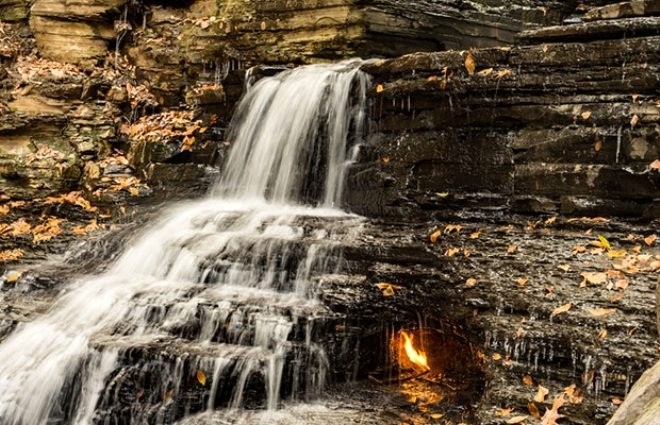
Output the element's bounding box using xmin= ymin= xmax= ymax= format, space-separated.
xmin=465 ymin=278 xmax=477 ymax=288
xmin=534 ymin=385 xmax=549 ymax=403
xmin=464 ymin=52 xmax=476 ymax=75
xmin=644 ymin=234 xmax=657 ymax=246
xmin=429 ymin=229 xmax=442 ymax=244
xmin=196 ymin=369 xmax=207 ymax=386
xmin=551 ymin=303 xmax=572 ymax=318
xmin=588 ymin=308 xmax=617 ymax=317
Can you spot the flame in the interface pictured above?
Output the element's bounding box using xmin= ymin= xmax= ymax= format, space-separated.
xmin=400 ymin=330 xmax=430 ymax=371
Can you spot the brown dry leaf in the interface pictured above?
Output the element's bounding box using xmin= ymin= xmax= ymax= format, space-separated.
xmin=594 ymin=139 xmax=603 ymax=152
xmin=464 ymin=52 xmax=476 ymax=75
xmin=463 ymin=249 xmax=472 ymax=257
xmin=610 ymin=292 xmax=625 ymax=303
xmin=376 ymin=282 xmax=402 ymax=297
xmin=615 ymin=278 xmax=629 ymax=290
xmin=528 ymin=402 xmax=541 ymax=419
xmin=572 ymin=245 xmax=586 ymax=255
xmin=496 ymin=68 xmax=512 ymax=78
xmin=650 ymin=159 xmax=660 ymax=170
xmin=445 ymin=224 xmax=463 ymax=233
xmin=496 ymin=407 xmax=513 ymax=417
xmin=0 ymin=205 xmax=8 ymax=215
xmin=129 ymin=187 xmax=140 ymax=197
xmin=630 ymin=114 xmax=639 ymax=127
xmin=534 ymin=385 xmax=550 ymax=403
xmin=45 ymin=191 xmax=97 ymax=212
xmin=580 ymin=272 xmax=608 ymax=286
xmin=564 ymin=384 xmax=584 ymax=404
xmin=551 ymin=303 xmax=572 ymax=318
xmin=445 ymin=248 xmax=460 ymax=257
xmin=516 ymin=277 xmax=529 ymax=287
xmin=196 ymin=369 xmax=207 ymax=386
xmin=0 ymin=249 xmax=24 ymax=263
xmin=382 ymin=157 xmax=391 ymax=164
xmin=470 ymin=231 xmax=481 ymax=239
xmin=5 ymin=271 xmax=22 ymax=284
xmin=545 ymin=217 xmax=557 ymax=225
xmin=429 ymin=229 xmax=442 ymax=244
xmin=506 ymin=416 xmax=528 ymax=424
xmin=72 ymin=220 xmax=102 ymax=236
xmin=589 ymin=308 xmax=617 ymax=318
xmin=611 ymin=397 xmax=623 ymax=405
xmin=507 ymin=245 xmax=518 ymax=254
xmin=541 ymin=393 xmax=566 ymax=425
xmin=32 ymin=217 xmax=64 ymax=244
xmin=558 ymin=264 xmax=571 ymax=272
xmin=523 ymin=375 xmax=534 ymax=386
xmin=516 ymin=327 xmax=525 ymax=338
xmin=631 ymin=245 xmax=642 ymax=254
xmin=465 ymin=278 xmax=478 ymax=288
xmin=606 ymin=249 xmax=627 ymax=259
xmin=7 ymin=219 xmax=31 ymax=237
xmin=492 ymin=353 xmax=502 ymax=361
xmin=478 ymin=68 xmax=494 ymax=76
xmin=597 ymin=328 xmax=608 ymax=340
xmin=376 ymin=84 xmax=384 ymax=93
xmin=581 ymin=111 xmax=592 ymax=120
xmin=644 ymin=234 xmax=657 ymax=247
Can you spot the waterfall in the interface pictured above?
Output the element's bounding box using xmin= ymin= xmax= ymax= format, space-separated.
xmin=0 ymin=60 xmax=369 ymax=424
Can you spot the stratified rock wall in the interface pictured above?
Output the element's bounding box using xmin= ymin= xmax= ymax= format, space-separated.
xmin=349 ymin=13 xmax=660 ymax=219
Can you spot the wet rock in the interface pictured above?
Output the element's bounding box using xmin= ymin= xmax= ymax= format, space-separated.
xmin=0 ymin=0 xmax=28 ymax=21
xmin=351 ymin=30 xmax=660 ymax=218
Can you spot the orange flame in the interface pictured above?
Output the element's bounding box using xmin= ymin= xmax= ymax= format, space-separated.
xmin=400 ymin=330 xmax=430 ymax=371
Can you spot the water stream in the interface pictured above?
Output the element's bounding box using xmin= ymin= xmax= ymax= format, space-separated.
xmin=0 ymin=60 xmax=369 ymax=425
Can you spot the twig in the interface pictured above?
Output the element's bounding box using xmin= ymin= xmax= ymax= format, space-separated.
xmin=368 ymin=369 xmax=430 ymax=385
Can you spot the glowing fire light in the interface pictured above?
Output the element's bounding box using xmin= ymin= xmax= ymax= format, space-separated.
xmin=400 ymin=330 xmax=430 ymax=371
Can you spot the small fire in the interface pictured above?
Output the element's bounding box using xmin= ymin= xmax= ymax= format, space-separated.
xmin=400 ymin=330 xmax=430 ymax=371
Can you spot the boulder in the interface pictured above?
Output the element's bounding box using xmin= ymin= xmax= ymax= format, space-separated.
xmin=607 ymin=360 xmax=660 ymax=425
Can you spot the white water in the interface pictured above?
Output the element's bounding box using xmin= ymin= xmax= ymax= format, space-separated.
xmin=0 ymin=60 xmax=369 ymax=424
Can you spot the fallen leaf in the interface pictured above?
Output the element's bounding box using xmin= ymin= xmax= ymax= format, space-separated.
xmin=545 ymin=217 xmax=557 ymax=225
xmin=376 ymin=282 xmax=403 ymax=297
xmin=606 ymin=249 xmax=627 ymax=259
xmin=564 ymin=384 xmax=584 ymax=404
xmin=445 ymin=248 xmax=460 ymax=257
xmin=506 ymin=416 xmax=528 ymax=424
xmin=516 ymin=277 xmax=529 ymax=287
xmin=551 ymin=303 xmax=572 ymax=318
xmin=507 ymin=245 xmax=518 ymax=254
xmin=196 ymin=369 xmax=207 ymax=386
xmin=541 ymin=393 xmax=566 ymax=425
xmin=580 ymin=272 xmax=608 ymax=286
xmin=589 ymin=308 xmax=617 ymax=317
xmin=572 ymin=245 xmax=586 ymax=255
xmin=382 ymin=156 xmax=390 ymax=164
xmin=597 ymin=328 xmax=608 ymax=340
xmin=610 ymin=292 xmax=625 ymax=303
xmin=429 ymin=229 xmax=442 ymax=244
xmin=376 ymin=84 xmax=384 ymax=93
xmin=465 ymin=278 xmax=478 ymax=288
xmin=0 ymin=249 xmax=23 ymax=263
xmin=615 ymin=278 xmax=629 ymax=290
xmin=597 ymin=235 xmax=611 ymax=250
xmin=611 ymin=396 xmax=623 ymax=405
xmin=558 ymin=264 xmax=571 ymax=272
xmin=534 ymin=385 xmax=549 ymax=403
xmin=630 ymin=114 xmax=639 ymax=127
xmin=435 ymin=191 xmax=449 ymax=198
xmin=470 ymin=231 xmax=481 ymax=239
xmin=528 ymin=402 xmax=541 ymax=419
xmin=496 ymin=407 xmax=513 ymax=417
xmin=445 ymin=224 xmax=462 ymax=233
xmin=581 ymin=111 xmax=592 ymax=120
xmin=523 ymin=375 xmax=534 ymax=386
xmin=594 ymin=139 xmax=603 ymax=152
xmin=644 ymin=234 xmax=657 ymax=246
xmin=650 ymin=159 xmax=660 ymax=170
xmin=463 ymin=249 xmax=472 ymax=257
xmin=492 ymin=353 xmax=502 ymax=361
xmin=478 ymin=68 xmax=494 ymax=76
xmin=0 ymin=205 xmax=8 ymax=215
xmin=5 ymin=271 xmax=22 ymax=284
xmin=465 ymin=52 xmax=476 ymax=75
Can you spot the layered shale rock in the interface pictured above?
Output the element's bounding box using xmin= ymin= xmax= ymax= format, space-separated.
xmin=350 ymin=16 xmax=660 ymax=219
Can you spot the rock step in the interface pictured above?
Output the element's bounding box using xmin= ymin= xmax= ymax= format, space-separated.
xmin=90 ymin=335 xmax=333 ymax=423
xmin=519 ymin=16 xmax=660 ymax=44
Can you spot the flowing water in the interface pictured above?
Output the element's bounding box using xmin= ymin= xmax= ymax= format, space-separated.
xmin=0 ymin=60 xmax=369 ymax=424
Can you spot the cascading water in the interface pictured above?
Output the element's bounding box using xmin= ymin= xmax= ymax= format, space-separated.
xmin=0 ymin=60 xmax=369 ymax=424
